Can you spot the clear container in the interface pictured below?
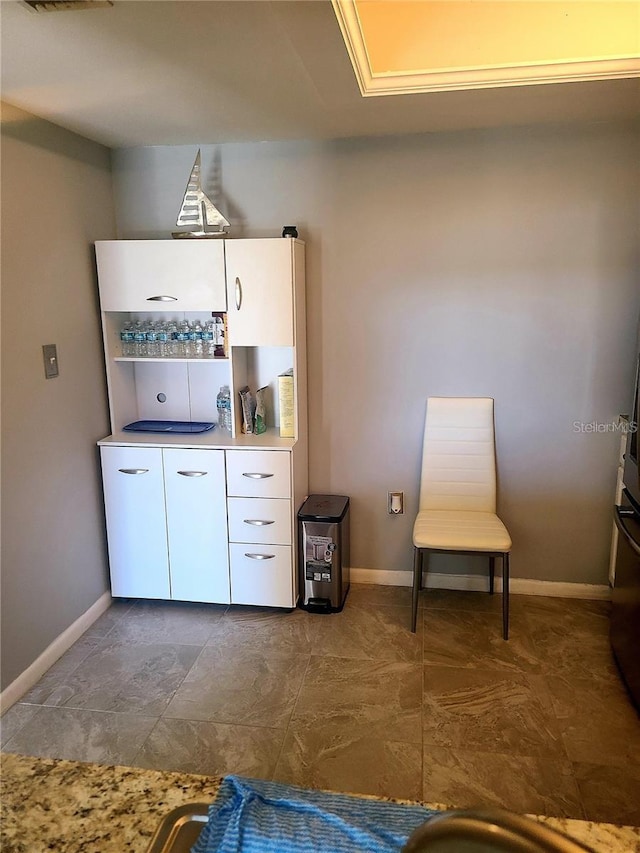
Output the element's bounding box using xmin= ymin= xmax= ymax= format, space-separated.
xmin=216 ymin=385 xmax=232 ymax=433
xmin=167 ymin=320 xmax=179 ymax=357
xmin=133 ymin=321 xmax=146 ymax=357
xmin=202 ymin=320 xmax=216 ymax=358
xmin=145 ymin=322 xmax=159 ymax=357
xmin=191 ymin=320 xmax=203 ymax=358
xmin=120 ymin=321 xmax=134 ymax=356
xmin=156 ymin=321 xmax=169 ymax=358
xmin=177 ymin=321 xmax=190 ymax=358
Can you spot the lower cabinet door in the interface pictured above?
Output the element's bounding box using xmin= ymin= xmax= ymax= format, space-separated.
xmin=164 ymin=448 xmax=230 ymax=604
xmin=100 ymin=446 xmax=170 ymax=599
xmin=229 ymin=543 xmax=294 ymax=607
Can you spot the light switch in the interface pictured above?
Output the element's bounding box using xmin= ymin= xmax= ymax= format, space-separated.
xmin=42 ymin=344 xmax=59 ymax=379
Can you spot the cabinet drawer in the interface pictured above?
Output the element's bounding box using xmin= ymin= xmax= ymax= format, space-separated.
xmin=229 ymin=544 xmax=294 ymax=607
xmin=226 ymin=451 xmax=291 ymax=498
xmin=228 ymin=498 xmax=292 ymax=545
xmin=96 ymin=240 xmax=226 ymax=312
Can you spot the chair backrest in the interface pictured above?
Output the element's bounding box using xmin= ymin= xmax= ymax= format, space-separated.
xmin=419 ymin=397 xmax=497 ymax=513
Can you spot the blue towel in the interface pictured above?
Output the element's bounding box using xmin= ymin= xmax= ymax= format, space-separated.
xmin=192 ymin=775 xmax=438 ymax=853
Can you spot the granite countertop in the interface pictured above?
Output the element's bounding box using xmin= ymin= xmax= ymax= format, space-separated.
xmin=1 ymin=753 xmax=639 ymax=853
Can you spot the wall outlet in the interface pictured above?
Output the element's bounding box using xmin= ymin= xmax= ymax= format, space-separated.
xmin=388 ymin=491 xmax=404 ymax=514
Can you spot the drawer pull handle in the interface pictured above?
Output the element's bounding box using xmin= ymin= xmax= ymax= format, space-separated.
xmin=235 ymin=277 xmax=242 ymax=311
xmin=177 ymin=470 xmax=207 ymax=477
xmin=118 ymin=468 xmax=149 ymax=475
xmin=244 ymin=553 xmax=275 ymax=560
xmin=242 ymin=472 xmax=273 ymax=479
xmin=146 ymin=295 xmax=178 ymax=302
xmin=244 ymin=519 xmax=274 ymax=526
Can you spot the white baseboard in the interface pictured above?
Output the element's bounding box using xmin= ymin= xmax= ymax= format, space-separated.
xmin=0 ymin=591 xmax=112 ymax=715
xmin=350 ymin=567 xmax=611 ymax=600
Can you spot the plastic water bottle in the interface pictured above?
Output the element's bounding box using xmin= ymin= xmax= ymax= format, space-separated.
xmin=145 ymin=322 xmax=158 ymax=357
xmin=167 ymin=320 xmax=179 ymax=357
xmin=217 ymin=385 xmax=232 ymax=433
xmin=156 ymin=321 xmax=169 ymax=358
xmin=191 ymin=320 xmax=203 ymax=358
xmin=224 ymin=387 xmax=233 ymax=432
xmin=177 ymin=321 xmax=190 ymax=357
xmin=226 ymin=386 xmax=233 ymax=432
xmin=133 ymin=321 xmax=146 ymax=357
xmin=202 ymin=320 xmax=215 ymax=358
xmin=120 ymin=321 xmax=134 ymax=356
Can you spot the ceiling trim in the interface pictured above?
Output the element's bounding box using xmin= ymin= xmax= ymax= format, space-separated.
xmin=331 ymin=0 xmax=640 ymax=97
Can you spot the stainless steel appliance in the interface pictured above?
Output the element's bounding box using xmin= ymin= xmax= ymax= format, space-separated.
xmin=612 ymin=492 xmax=640 ymax=710
xmin=611 ymin=331 xmax=640 ymax=711
xmin=298 ymin=494 xmax=350 ymax=612
xmin=622 ymin=348 xmax=640 ymax=508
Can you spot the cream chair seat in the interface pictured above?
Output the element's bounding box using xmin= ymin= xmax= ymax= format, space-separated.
xmin=413 ymin=511 xmax=511 ymax=552
xmin=411 ymin=397 xmax=512 ymax=639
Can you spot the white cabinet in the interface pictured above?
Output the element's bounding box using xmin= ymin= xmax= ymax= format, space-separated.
xmin=95 ymin=238 xmax=306 ymax=441
xmin=225 ymin=239 xmax=306 ymax=440
xmin=96 ymin=238 xmax=308 ymax=609
xmin=164 ymin=449 xmax=230 ymax=603
xmin=225 ymin=449 xmax=296 ymax=607
xmin=225 ymin=239 xmax=294 ymax=346
xmin=100 ymin=446 xmax=230 ymax=603
xmin=100 ymin=446 xmax=170 ymax=599
xmin=96 ymin=240 xmax=230 ymax=434
xmin=95 ymin=240 xmax=226 ymax=312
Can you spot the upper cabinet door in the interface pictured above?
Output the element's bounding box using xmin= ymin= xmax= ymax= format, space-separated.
xmin=96 ymin=240 xmax=226 ymax=312
xmin=225 ymin=239 xmax=295 ymax=346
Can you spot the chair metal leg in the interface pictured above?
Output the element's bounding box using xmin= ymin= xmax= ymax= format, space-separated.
xmin=411 ymin=547 xmax=422 ymax=633
xmin=502 ymin=552 xmax=510 ymax=640
xmin=489 ymin=556 xmax=495 ymax=595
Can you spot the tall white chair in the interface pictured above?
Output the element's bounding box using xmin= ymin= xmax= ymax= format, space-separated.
xmin=411 ymin=397 xmax=512 ymax=638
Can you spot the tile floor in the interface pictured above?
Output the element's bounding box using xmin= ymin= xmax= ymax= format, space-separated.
xmin=2 ymin=584 xmax=640 ymax=826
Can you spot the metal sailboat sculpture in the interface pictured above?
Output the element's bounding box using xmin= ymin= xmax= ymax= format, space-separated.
xmin=172 ymin=150 xmax=230 ymax=238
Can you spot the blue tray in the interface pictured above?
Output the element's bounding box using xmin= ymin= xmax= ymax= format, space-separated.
xmin=123 ymin=420 xmax=215 ymax=434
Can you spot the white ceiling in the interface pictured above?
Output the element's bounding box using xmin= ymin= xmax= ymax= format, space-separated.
xmin=1 ymin=0 xmax=639 ymax=149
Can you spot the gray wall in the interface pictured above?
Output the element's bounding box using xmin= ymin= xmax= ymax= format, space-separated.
xmin=113 ymin=121 xmax=640 ymax=587
xmin=1 ymin=103 xmax=115 ymax=691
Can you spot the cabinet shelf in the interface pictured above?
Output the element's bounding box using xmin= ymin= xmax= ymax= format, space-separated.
xmin=113 ymin=356 xmax=229 ymax=364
